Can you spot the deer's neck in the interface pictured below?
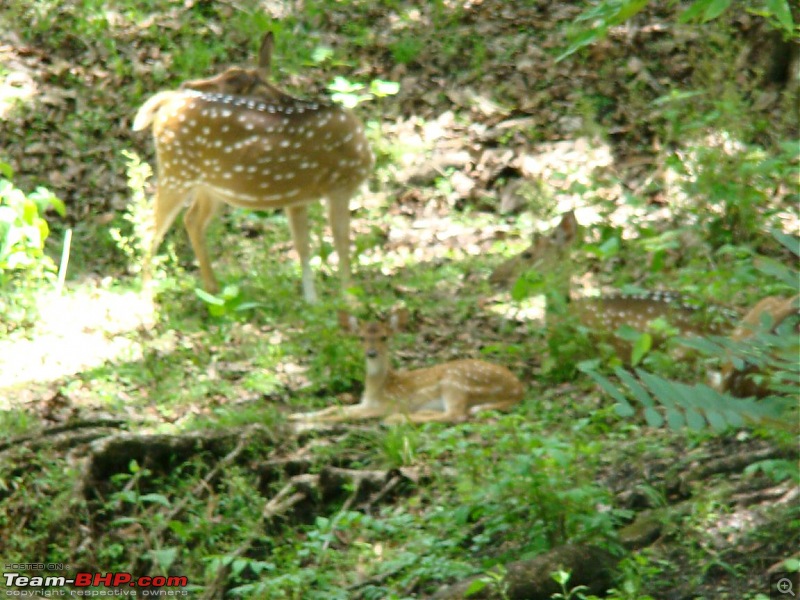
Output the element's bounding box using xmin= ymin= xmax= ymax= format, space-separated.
xmin=362 ymin=355 xmax=394 ymax=404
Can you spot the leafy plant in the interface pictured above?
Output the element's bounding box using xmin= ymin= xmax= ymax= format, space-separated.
xmin=442 ymin=419 xmax=622 ymax=552
xmin=551 ymin=569 xmax=590 ymax=600
xmin=110 ymin=151 xmax=153 ymax=278
xmin=466 ymin=564 xmax=510 ymax=599
xmin=558 ymin=0 xmax=797 ymax=62
xmin=0 ymin=161 xmax=65 ymax=332
xmin=194 ymin=285 xmax=268 ymax=318
xmin=584 ymin=365 xmax=788 ymax=431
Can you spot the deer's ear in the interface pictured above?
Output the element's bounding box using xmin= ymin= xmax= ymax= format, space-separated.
xmin=258 ymin=31 xmax=275 ymax=76
xmin=338 ymin=311 xmax=359 ymax=332
xmin=389 ymin=308 xmax=409 ymax=332
xmin=555 ymin=210 xmax=579 ymax=244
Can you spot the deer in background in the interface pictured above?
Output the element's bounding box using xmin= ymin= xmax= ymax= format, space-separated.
xmin=490 ymin=210 xmax=798 ymax=395
xmin=713 ymin=294 xmax=799 ymax=397
xmin=289 ymin=309 xmax=525 ymax=424
xmin=132 ymin=32 xmax=373 ymax=302
xmin=490 ymin=211 xmax=735 ymax=348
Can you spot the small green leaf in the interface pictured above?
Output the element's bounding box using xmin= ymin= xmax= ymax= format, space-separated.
xmin=765 ymin=0 xmax=794 ymax=30
xmin=721 ymin=409 xmax=745 ymax=428
xmin=677 ymin=335 xmax=726 ymax=355
xmin=643 ymin=406 xmax=664 ymax=428
xmin=370 ymin=79 xmax=400 ymax=97
xmin=140 ymin=493 xmax=171 ymax=507
xmin=771 ymin=228 xmax=800 ymax=258
xmin=597 ymin=236 xmax=621 ymax=259
xmin=614 ymin=401 xmax=636 ymax=418
xmin=783 ymin=557 xmax=800 ymax=572
xmin=230 ymin=559 xmax=250 ymax=577
xmin=685 ymin=408 xmax=706 ymax=430
xmin=221 ymin=284 xmax=240 ymax=300
xmin=637 ymin=370 xmax=677 ymax=409
xmin=616 ymin=368 xmax=655 ymax=408
xmin=195 ymin=288 xmax=225 ymax=306
xmin=705 ymin=409 xmax=728 ymax=432
xmin=612 ymin=0 xmax=649 ymax=24
xmin=464 ymin=579 xmax=489 ymax=597
xmin=665 ymin=407 xmax=686 ymax=430
xmin=150 ymin=547 xmax=178 ymax=571
xmin=630 ymin=333 xmax=652 ymax=366
xmin=311 ymin=46 xmax=333 ymax=64
xmin=235 ymin=301 xmax=267 ymax=312
xmin=584 ymin=369 xmax=629 ymax=404
xmin=327 ymin=76 xmax=364 ymax=94
xmin=754 ymin=257 xmax=797 ymax=287
xmin=556 ymin=28 xmax=606 ymax=63
xmin=702 ymin=0 xmax=731 ymax=21
xmin=680 ymin=0 xmax=714 ymax=22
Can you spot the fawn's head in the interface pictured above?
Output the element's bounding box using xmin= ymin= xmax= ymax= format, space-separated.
xmin=490 ymin=210 xmax=580 ymax=287
xmin=339 ymin=309 xmax=409 ymax=371
xmin=179 ymin=32 xmax=298 ymax=105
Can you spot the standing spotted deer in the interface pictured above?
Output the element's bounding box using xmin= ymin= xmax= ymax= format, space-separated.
xmin=132 ymin=32 xmax=373 ymax=302
xmin=290 ymin=309 xmax=525 ymax=424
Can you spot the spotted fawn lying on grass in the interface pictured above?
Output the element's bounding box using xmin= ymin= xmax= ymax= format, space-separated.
xmin=133 ymin=32 xmax=373 ymax=302
xmin=289 ymin=309 xmax=525 ymax=424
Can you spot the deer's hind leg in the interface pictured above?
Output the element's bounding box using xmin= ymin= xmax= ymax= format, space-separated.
xmin=183 ymin=190 xmax=223 ymax=293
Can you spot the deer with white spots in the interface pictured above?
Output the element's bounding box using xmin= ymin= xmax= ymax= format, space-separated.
xmin=132 ymin=32 xmax=373 ymax=302
xmin=289 ymin=309 xmax=525 ymax=424
xmin=490 ymin=211 xmax=798 ymax=395
xmin=489 ymin=211 xmax=739 ymax=359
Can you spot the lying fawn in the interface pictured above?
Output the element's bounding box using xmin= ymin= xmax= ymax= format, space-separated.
xmin=490 ymin=211 xmax=735 ymax=353
xmin=289 ymin=309 xmax=525 ymax=423
xmin=132 ymin=32 xmax=373 ymax=302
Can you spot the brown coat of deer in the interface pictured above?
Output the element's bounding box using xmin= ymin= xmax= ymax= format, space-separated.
xmin=133 ymin=32 xmax=373 ymax=302
xmin=289 ymin=309 xmax=525 ymax=424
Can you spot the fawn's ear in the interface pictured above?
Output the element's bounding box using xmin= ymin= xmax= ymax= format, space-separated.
xmin=338 ymin=311 xmax=359 ymax=332
xmin=388 ymin=308 xmax=409 ymax=332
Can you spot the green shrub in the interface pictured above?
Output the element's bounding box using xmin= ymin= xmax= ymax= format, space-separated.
xmin=0 ymin=161 xmax=65 ymax=332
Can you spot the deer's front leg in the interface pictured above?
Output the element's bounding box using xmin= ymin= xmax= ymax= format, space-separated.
xmin=327 ymin=190 xmax=353 ymax=293
xmin=288 ymin=402 xmax=386 ymax=422
xmin=384 ymin=409 xmax=466 ymax=425
xmin=287 ymin=204 xmax=316 ymax=303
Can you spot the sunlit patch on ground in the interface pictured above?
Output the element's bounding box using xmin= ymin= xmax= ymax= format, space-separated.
xmin=0 ymin=44 xmax=38 ymax=119
xmin=0 ymin=280 xmax=155 ymax=408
